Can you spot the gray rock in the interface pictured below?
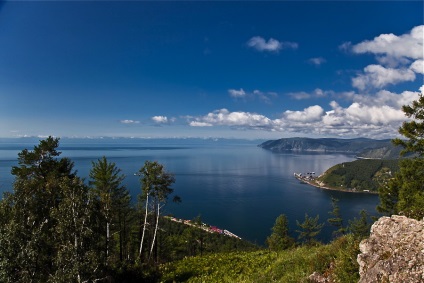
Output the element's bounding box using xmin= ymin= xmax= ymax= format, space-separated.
xmin=309 ymin=271 xmax=331 ymax=283
xmin=357 ymin=215 xmax=424 ymax=283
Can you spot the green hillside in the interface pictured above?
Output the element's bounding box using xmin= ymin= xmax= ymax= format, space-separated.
xmin=160 ymin=235 xmax=361 ymax=283
xmin=318 ymin=159 xmax=400 ymax=192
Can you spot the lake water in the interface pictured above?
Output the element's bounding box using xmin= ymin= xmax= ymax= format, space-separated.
xmin=0 ymin=139 xmax=380 ymax=245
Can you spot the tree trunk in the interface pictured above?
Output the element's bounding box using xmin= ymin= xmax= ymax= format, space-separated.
xmin=149 ymin=202 xmax=160 ymax=261
xmin=119 ymin=213 xmax=123 ymax=262
xmin=106 ymin=221 xmax=110 ymax=261
xmin=139 ymin=194 xmax=149 ymax=258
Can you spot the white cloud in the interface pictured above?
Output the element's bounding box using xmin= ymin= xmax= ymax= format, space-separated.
xmin=230 ymin=88 xmax=278 ymax=103
xmin=308 ymin=57 xmax=326 ymax=66
xmin=339 ymin=41 xmax=352 ymax=52
xmin=189 ymin=121 xmax=213 ymax=127
xmin=352 ymin=25 xmax=423 ymax=62
xmin=253 ymin=90 xmax=278 ymax=104
xmin=348 ymin=26 xmax=423 ymax=90
xmin=410 ymin=59 xmax=424 ymax=74
xmin=375 ymin=56 xmax=411 ymax=68
xmin=288 ymin=88 xmax=331 ymax=100
xmin=151 ymin=116 xmax=168 ymax=123
xmin=186 ymin=86 xmax=422 ymax=138
xmin=247 ymin=36 xmax=298 ymax=52
xmin=190 ymin=108 xmax=272 ymax=129
xmin=345 ymin=103 xmax=406 ymax=125
xmin=352 ymin=64 xmax=415 ymax=90
xmin=120 ymin=119 xmax=140 ymax=124
xmin=284 ymin=105 xmax=325 ymax=122
xmin=228 ymin=88 xmax=246 ymax=98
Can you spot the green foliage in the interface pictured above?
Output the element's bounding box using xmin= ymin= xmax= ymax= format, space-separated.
xmin=377 ymin=158 xmax=424 ymax=219
xmin=138 ymin=160 xmax=178 ymax=263
xmin=379 ymin=95 xmax=424 ymax=220
xmin=328 ymin=197 xmax=346 ymax=238
xmin=296 ymin=214 xmax=324 ymax=245
xmin=319 ymin=159 xmax=400 ymax=192
xmin=348 ymin=210 xmax=371 ymax=240
xmin=0 ymin=137 xmax=104 ymax=282
xmin=266 ymin=214 xmax=295 ymax=251
xmin=139 ymin=160 xmax=176 ymax=202
xmin=50 ymin=177 xmax=104 ymax=282
xmin=160 ymin=234 xmax=361 ymax=283
xmin=159 ymin=217 xmax=257 ymax=261
xmin=393 ymin=94 xmax=424 ymax=156
xmin=329 ymin=234 xmax=361 ymax=283
xmin=1 ymin=137 xmax=257 ymax=282
xmin=89 ymin=156 xmax=131 ymax=264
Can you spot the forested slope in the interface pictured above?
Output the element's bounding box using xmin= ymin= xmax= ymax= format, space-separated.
xmin=317 ymin=159 xmax=400 ymax=192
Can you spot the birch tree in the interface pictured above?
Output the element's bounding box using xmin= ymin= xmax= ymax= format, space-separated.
xmin=138 ymin=161 xmax=178 ymax=263
xmin=51 ymin=176 xmax=103 ymax=282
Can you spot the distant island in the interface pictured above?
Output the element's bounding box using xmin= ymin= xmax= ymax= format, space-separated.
xmin=258 ymin=137 xmax=402 ymax=159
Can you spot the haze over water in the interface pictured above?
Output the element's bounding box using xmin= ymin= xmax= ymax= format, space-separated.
xmin=0 ymin=139 xmax=379 ymax=245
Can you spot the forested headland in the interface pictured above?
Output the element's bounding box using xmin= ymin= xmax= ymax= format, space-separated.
xmin=316 ymin=159 xmax=400 ymax=193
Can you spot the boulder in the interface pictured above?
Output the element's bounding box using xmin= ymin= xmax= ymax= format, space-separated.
xmin=357 ymin=215 xmax=424 ymax=283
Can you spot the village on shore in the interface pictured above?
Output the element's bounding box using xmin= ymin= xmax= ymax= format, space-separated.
xmin=165 ymin=216 xmax=242 ymax=240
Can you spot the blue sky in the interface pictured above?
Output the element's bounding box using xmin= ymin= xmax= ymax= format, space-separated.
xmin=0 ymin=1 xmax=423 ymax=139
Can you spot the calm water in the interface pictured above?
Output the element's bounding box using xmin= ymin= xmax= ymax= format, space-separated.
xmin=0 ymin=139 xmax=379 ymax=245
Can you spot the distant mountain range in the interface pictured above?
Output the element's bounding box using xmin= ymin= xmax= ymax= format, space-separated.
xmin=258 ymin=137 xmax=403 ymax=159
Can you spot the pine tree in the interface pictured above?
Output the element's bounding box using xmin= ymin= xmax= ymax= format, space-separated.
xmin=3 ymin=137 xmax=76 ymax=282
xmin=296 ymin=213 xmax=324 ymax=245
xmin=89 ymin=156 xmax=130 ymax=264
xmin=393 ymin=94 xmax=424 ymax=156
xmin=379 ymin=93 xmax=424 ymax=219
xmin=348 ymin=210 xmax=371 ymax=239
xmin=266 ymin=214 xmax=294 ymax=251
xmin=0 ymin=137 xmax=105 ymax=282
xmin=327 ymin=197 xmax=345 ymax=238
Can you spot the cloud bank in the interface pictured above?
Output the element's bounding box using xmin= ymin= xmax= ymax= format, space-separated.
xmin=188 ymin=87 xmax=422 ymax=138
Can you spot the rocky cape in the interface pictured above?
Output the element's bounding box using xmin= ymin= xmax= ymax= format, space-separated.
xmin=258 ymin=137 xmax=402 ymax=159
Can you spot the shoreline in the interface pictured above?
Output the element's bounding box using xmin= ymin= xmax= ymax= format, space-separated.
xmin=294 ymin=174 xmax=378 ymax=195
xmin=165 ymin=216 xmax=242 ymax=240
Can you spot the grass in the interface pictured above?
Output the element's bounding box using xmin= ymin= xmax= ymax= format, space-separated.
xmin=159 ymin=234 xmax=361 ymax=283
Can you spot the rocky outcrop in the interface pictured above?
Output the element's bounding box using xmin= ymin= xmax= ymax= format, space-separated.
xmin=357 ymin=215 xmax=424 ymax=283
